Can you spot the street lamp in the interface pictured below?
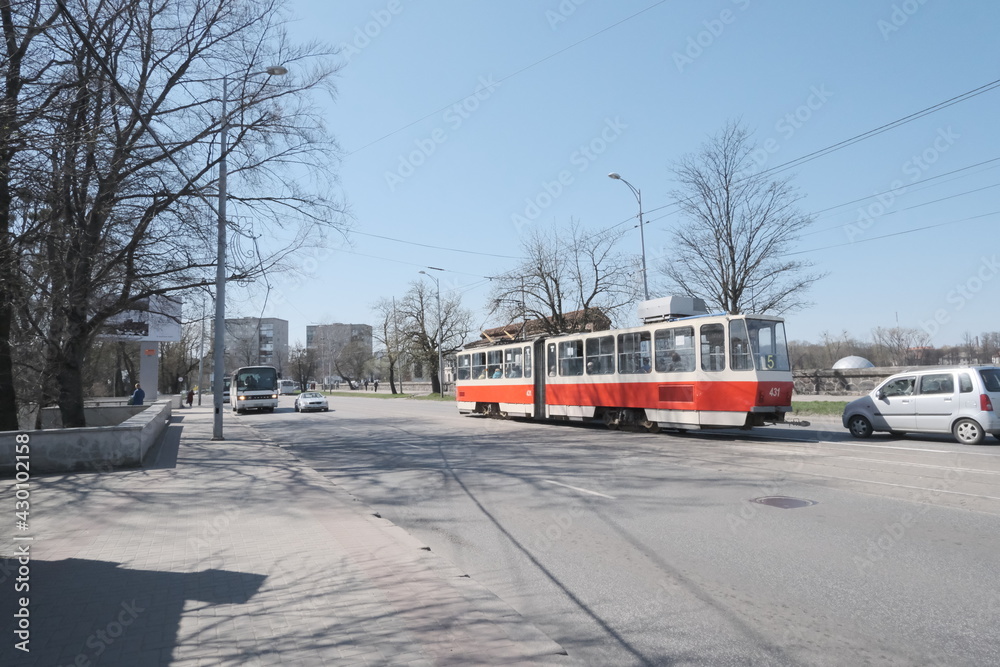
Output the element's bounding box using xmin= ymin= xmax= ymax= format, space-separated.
xmin=418 ymin=268 xmax=444 ymax=396
xmin=608 ymin=172 xmax=649 ymax=301
xmin=212 ymin=65 xmax=287 ymax=440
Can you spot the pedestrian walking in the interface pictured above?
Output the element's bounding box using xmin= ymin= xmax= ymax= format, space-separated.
xmin=373 ymin=379 xmax=379 ymax=392
xmin=186 ymin=389 xmax=195 ymax=407
xmin=130 ymin=383 xmax=145 ymax=406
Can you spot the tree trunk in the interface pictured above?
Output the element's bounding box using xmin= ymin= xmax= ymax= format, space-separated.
xmin=430 ymin=356 xmax=441 ymax=395
xmin=56 ymin=338 xmax=87 ymax=428
xmin=0 ymin=304 xmax=17 ymax=431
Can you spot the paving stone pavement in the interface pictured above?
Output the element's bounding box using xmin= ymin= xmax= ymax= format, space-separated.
xmin=0 ymin=405 xmax=574 ymax=666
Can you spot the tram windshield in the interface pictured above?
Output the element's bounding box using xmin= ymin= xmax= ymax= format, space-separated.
xmin=745 ymin=319 xmax=790 ymax=371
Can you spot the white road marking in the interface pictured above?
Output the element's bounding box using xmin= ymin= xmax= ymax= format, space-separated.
xmin=817 ymin=440 xmax=951 ymax=453
xmin=543 ymin=479 xmax=616 ymax=500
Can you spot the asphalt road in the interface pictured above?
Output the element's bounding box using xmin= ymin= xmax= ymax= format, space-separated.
xmin=244 ymin=395 xmax=1000 ymax=666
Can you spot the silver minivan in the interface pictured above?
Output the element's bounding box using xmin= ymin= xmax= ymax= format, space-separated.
xmin=842 ymin=366 xmax=1000 ymax=445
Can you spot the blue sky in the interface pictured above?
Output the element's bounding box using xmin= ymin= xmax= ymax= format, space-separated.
xmin=245 ymin=0 xmax=1000 ymax=350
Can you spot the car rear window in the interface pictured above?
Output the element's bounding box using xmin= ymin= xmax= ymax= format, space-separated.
xmin=978 ymin=369 xmax=1000 ymax=393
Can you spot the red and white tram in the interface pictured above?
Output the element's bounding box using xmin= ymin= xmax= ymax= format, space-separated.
xmin=455 ymin=297 xmax=794 ymax=432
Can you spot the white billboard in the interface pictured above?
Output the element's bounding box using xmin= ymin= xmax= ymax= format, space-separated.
xmin=101 ymin=294 xmax=182 ymax=342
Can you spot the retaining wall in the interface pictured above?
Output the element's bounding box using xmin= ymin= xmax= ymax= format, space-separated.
xmin=793 ymin=367 xmax=908 ymax=396
xmin=0 ymin=399 xmax=172 ymax=475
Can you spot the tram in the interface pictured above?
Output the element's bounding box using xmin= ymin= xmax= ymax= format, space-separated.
xmin=455 ymin=297 xmax=794 ymax=432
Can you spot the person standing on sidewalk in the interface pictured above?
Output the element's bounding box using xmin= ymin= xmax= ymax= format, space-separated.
xmin=131 ymin=383 xmax=145 ymax=406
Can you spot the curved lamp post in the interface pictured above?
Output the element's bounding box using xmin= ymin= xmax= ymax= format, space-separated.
xmin=608 ymin=172 xmax=649 ymax=301
xmin=419 ymin=268 xmax=444 ymax=396
xmin=213 ymin=65 xmax=287 ymax=440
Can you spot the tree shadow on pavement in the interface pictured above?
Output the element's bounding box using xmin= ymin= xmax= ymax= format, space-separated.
xmin=0 ymin=558 xmax=265 ymax=667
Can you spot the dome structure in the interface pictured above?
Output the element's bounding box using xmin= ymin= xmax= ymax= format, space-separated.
xmin=832 ymin=355 xmax=874 ymax=370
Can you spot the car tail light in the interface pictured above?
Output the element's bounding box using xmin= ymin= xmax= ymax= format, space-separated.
xmin=981 ymin=394 xmax=995 ymax=412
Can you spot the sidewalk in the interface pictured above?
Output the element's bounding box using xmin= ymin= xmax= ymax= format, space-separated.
xmin=1 ymin=406 xmax=572 ymax=666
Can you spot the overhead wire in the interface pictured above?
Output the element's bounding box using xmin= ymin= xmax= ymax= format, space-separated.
xmin=594 ymin=79 xmax=1000 ymax=235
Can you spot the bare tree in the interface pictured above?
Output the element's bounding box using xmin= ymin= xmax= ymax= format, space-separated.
xmin=288 ymin=344 xmax=316 ymax=391
xmin=659 ymin=121 xmax=824 ymax=315
xmin=399 ymin=280 xmax=473 ymax=394
xmin=488 ymin=220 xmax=636 ymax=335
xmin=333 ymin=341 xmax=371 ymax=389
xmin=3 ymin=0 xmax=345 ymax=427
xmin=372 ymin=297 xmax=405 ymax=394
xmin=871 ymin=326 xmax=929 ymax=366
xmin=0 ymin=1 xmax=62 ymax=430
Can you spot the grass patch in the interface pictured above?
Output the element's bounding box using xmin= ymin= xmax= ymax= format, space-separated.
xmin=317 ymin=391 xmax=414 ymax=399
xmin=410 ymin=393 xmax=454 ymax=401
xmin=791 ymin=401 xmax=848 ymax=416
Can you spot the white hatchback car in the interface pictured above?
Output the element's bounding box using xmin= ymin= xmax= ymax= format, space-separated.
xmin=294 ymin=391 xmax=329 ymax=413
xmin=842 ymin=366 xmax=1000 ymax=445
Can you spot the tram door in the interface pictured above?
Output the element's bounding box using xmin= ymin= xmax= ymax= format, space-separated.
xmin=533 ymin=338 xmax=547 ymax=419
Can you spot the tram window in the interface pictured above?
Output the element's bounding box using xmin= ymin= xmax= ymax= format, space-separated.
xmin=655 ymin=326 xmax=695 ymax=373
xmin=471 ymin=352 xmax=486 ymax=380
xmin=487 ymin=349 xmax=503 ymax=379
xmin=505 ymin=347 xmax=523 ymax=379
xmin=700 ymin=324 xmax=726 ymax=372
xmin=524 ymin=346 xmax=532 ymax=379
xmin=586 ymin=335 xmax=615 ymax=374
xmin=729 ymin=319 xmax=754 ymax=371
xmin=457 ymin=354 xmax=471 ymax=381
xmin=547 ymin=343 xmax=557 ymax=376
xmin=558 ymin=340 xmax=584 ymax=376
xmin=618 ymin=331 xmax=651 ymax=374
xmin=745 ymin=319 xmax=791 ymax=371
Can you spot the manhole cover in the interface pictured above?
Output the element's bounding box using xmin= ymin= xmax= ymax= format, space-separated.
xmin=750 ymin=496 xmax=818 ymax=509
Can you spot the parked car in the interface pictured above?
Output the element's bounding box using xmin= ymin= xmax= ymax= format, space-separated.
xmin=842 ymin=366 xmax=1000 ymax=445
xmin=294 ymin=391 xmax=329 ymax=413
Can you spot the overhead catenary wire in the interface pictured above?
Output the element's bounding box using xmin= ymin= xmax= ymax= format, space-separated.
xmin=601 ymin=79 xmax=1000 ymax=230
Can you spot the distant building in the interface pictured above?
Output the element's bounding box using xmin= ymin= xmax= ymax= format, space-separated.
xmin=307 ymin=323 xmax=373 ymax=382
xmin=224 ymin=317 xmax=289 ymax=375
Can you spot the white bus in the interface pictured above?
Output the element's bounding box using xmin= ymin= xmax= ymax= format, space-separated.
xmin=278 ymin=379 xmax=300 ymax=395
xmin=231 ymin=366 xmax=279 ymax=414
